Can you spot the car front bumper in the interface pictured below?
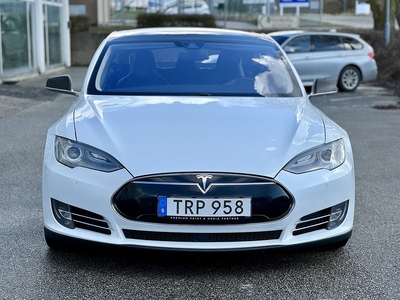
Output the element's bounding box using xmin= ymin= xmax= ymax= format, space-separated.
xmin=43 ymin=140 xmax=354 ymax=251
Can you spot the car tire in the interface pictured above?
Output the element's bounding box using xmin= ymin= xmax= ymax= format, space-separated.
xmin=45 ymin=237 xmax=61 ymax=251
xmin=322 ymin=237 xmax=349 ymax=250
xmin=44 ymin=227 xmax=65 ymax=251
xmin=338 ymin=66 xmax=361 ymax=92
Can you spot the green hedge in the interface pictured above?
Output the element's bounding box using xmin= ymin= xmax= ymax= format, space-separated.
xmin=137 ymin=13 xmax=216 ymax=28
xmin=70 ymin=16 xmax=91 ymax=33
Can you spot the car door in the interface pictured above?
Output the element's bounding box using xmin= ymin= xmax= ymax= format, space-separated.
xmin=307 ymin=34 xmax=346 ymax=83
xmin=282 ymin=35 xmax=315 ymax=86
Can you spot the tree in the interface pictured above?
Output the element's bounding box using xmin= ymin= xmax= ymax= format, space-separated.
xmin=395 ymin=0 xmax=400 ymax=28
xmin=369 ymin=0 xmax=397 ymax=30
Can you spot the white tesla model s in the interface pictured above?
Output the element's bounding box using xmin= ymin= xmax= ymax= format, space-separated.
xmin=43 ymin=27 xmax=354 ymax=251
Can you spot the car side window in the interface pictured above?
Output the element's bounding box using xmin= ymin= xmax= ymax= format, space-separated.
xmin=285 ymin=36 xmax=311 ymax=53
xmin=312 ymin=35 xmax=343 ymax=51
xmin=340 ymin=37 xmax=364 ymax=50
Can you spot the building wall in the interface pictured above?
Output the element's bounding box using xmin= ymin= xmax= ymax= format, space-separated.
xmin=71 ymin=32 xmax=109 ymax=66
xmin=70 ymin=0 xmax=98 ymax=25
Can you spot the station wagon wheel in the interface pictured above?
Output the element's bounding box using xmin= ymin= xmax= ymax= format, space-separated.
xmin=338 ymin=66 xmax=361 ymax=92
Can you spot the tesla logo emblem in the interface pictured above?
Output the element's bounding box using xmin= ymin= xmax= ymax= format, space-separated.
xmin=196 ymin=174 xmax=213 ymax=194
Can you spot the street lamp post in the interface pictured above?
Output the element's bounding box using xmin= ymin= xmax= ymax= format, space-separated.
xmin=223 ymin=0 xmax=228 ymax=27
xmin=385 ymin=0 xmax=390 ymax=46
xmin=120 ymin=0 xmax=125 ymax=25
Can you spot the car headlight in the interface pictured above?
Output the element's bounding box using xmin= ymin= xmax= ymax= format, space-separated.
xmin=283 ymin=139 xmax=345 ymax=174
xmin=55 ymin=136 xmax=123 ymax=172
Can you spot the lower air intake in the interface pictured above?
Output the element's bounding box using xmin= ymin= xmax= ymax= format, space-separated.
xmin=122 ymin=229 xmax=282 ymax=242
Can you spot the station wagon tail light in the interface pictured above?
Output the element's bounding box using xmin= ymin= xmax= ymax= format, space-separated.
xmin=368 ymin=52 xmax=375 ymax=59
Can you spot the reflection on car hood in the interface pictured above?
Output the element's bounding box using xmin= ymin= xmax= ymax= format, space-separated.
xmin=73 ymin=95 xmax=325 ymax=178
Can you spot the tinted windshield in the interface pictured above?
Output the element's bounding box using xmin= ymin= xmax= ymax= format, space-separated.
xmin=88 ymin=40 xmax=302 ymax=97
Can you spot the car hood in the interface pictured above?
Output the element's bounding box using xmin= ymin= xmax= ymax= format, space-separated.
xmin=73 ymin=95 xmax=325 ymax=178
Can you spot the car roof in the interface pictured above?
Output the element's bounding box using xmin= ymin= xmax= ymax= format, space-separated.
xmin=268 ymin=30 xmax=361 ymax=39
xmin=106 ymin=27 xmax=276 ymax=44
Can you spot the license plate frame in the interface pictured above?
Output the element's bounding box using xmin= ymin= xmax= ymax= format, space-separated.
xmin=157 ymin=196 xmax=251 ymax=219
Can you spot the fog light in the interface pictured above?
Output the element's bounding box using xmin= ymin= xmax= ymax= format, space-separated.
xmin=327 ymin=201 xmax=348 ymax=230
xmin=51 ymin=198 xmax=75 ymax=229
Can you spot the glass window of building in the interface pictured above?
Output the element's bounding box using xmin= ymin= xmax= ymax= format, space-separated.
xmin=0 ymin=0 xmax=68 ymax=82
xmin=0 ymin=0 xmax=33 ymax=76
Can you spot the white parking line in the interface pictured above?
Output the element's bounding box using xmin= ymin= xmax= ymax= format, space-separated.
xmin=329 ymin=85 xmax=395 ymax=102
xmin=329 ymin=95 xmax=373 ymax=102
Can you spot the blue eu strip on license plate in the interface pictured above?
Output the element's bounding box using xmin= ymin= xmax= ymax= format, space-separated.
xmin=158 ymin=196 xmax=167 ymax=217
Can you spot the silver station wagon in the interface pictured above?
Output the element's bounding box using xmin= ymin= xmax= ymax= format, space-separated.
xmin=268 ymin=30 xmax=378 ymax=92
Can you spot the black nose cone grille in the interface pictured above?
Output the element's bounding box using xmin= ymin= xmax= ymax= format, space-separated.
xmin=112 ymin=173 xmax=294 ymax=224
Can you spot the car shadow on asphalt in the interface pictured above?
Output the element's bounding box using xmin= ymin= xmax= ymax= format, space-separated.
xmin=44 ymin=243 xmax=351 ymax=274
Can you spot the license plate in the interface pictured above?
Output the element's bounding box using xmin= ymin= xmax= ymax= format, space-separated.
xmin=158 ymin=197 xmax=251 ymax=218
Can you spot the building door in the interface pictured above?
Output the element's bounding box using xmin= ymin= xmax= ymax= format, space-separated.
xmin=44 ymin=2 xmax=62 ymax=67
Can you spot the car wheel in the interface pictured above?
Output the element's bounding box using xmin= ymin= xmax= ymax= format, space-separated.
xmin=45 ymin=236 xmax=61 ymax=251
xmin=321 ymin=237 xmax=349 ymax=250
xmin=338 ymin=66 xmax=361 ymax=92
xmin=44 ymin=227 xmax=64 ymax=250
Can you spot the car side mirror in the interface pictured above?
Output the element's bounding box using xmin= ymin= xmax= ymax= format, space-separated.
xmin=283 ymin=46 xmax=296 ymax=53
xmin=46 ymin=75 xmax=79 ymax=96
xmin=309 ymin=79 xmax=337 ymax=97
